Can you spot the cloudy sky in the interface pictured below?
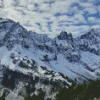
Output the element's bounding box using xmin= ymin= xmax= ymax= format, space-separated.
xmin=0 ymin=0 xmax=100 ymax=38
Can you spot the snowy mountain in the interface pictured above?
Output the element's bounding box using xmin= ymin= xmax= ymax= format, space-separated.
xmin=0 ymin=18 xmax=100 ymax=99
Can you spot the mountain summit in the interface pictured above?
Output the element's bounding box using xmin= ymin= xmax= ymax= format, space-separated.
xmin=57 ymin=31 xmax=73 ymax=41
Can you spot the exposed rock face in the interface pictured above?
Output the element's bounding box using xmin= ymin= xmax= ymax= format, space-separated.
xmin=57 ymin=31 xmax=73 ymax=41
xmin=74 ymin=29 xmax=100 ymax=55
xmin=67 ymin=52 xmax=81 ymax=62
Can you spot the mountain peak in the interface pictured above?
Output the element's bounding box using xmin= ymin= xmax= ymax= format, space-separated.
xmin=0 ymin=18 xmax=15 ymax=23
xmin=80 ymin=28 xmax=100 ymax=39
xmin=57 ymin=31 xmax=73 ymax=41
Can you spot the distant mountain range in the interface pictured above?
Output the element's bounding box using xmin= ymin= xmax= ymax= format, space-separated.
xmin=0 ymin=18 xmax=100 ymax=100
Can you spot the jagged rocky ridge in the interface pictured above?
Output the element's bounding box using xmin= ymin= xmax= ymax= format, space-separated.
xmin=0 ymin=18 xmax=100 ymax=99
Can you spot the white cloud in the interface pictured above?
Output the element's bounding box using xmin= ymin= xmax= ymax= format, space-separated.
xmin=57 ymin=13 xmax=86 ymax=25
xmin=58 ymin=15 xmax=68 ymax=22
xmin=88 ymin=17 xmax=100 ymax=24
xmin=0 ymin=0 xmax=100 ymax=38
xmin=3 ymin=0 xmax=13 ymax=7
xmin=80 ymin=2 xmax=97 ymax=14
xmin=80 ymin=2 xmax=93 ymax=7
xmin=27 ymin=4 xmax=35 ymax=10
xmin=84 ymin=7 xmax=97 ymax=14
xmin=88 ymin=17 xmax=95 ymax=22
xmin=40 ymin=3 xmax=51 ymax=12
xmin=50 ymin=0 xmax=79 ymax=14
xmin=91 ymin=25 xmax=100 ymax=29
xmin=73 ymin=14 xmax=86 ymax=24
